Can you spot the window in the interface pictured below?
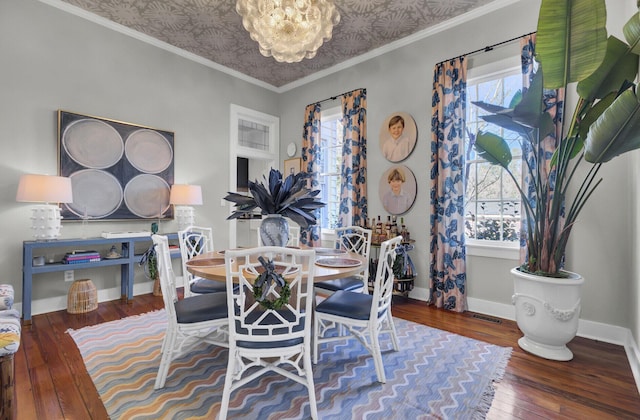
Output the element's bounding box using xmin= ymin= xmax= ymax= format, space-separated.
xmin=465 ymin=61 xmax=522 ymax=255
xmin=317 ymin=107 xmax=343 ymax=231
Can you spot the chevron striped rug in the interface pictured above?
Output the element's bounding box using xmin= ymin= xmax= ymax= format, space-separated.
xmin=68 ymin=309 xmax=511 ymax=419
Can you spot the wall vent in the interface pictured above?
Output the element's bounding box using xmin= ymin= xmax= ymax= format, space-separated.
xmin=471 ymin=313 xmax=502 ymax=324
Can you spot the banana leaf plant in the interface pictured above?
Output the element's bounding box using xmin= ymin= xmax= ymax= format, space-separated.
xmin=473 ymin=0 xmax=640 ymax=277
xmin=139 ymin=244 xmax=158 ymax=280
xmin=224 ymin=168 xmax=325 ymax=228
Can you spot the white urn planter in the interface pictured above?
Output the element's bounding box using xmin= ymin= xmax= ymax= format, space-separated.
xmin=511 ymin=267 xmax=584 ymax=361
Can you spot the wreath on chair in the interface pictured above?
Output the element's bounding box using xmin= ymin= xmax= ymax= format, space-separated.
xmin=253 ymin=256 xmax=290 ymax=310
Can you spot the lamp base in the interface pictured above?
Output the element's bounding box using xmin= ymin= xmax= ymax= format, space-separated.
xmin=30 ymin=204 xmax=63 ymax=240
xmin=175 ymin=206 xmax=195 ymax=232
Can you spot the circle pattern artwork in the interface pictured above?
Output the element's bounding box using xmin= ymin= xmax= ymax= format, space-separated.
xmin=125 ymin=129 xmax=173 ymax=174
xmin=58 ymin=111 xmax=175 ymax=221
xmin=63 ymin=119 xmax=124 ymax=169
xmin=124 ymin=174 xmax=171 ymax=218
xmin=65 ymin=169 xmax=123 ymax=218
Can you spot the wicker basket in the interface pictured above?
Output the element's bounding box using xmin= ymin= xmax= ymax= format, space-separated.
xmin=67 ymin=279 xmax=98 ymax=314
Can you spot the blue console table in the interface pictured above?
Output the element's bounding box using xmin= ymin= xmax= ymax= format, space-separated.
xmin=22 ymin=234 xmax=178 ymax=324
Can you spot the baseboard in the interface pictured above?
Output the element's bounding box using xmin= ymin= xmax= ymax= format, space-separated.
xmin=625 ymin=331 xmax=640 ymax=393
xmin=15 ymin=276 xmax=185 ymax=318
xmin=408 ymin=290 xmax=640 ymax=393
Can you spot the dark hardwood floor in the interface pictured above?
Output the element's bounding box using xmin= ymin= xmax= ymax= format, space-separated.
xmin=15 ymin=293 xmax=640 ymax=419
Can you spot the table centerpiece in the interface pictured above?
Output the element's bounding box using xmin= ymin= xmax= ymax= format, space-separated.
xmin=224 ymin=168 xmax=325 ymax=246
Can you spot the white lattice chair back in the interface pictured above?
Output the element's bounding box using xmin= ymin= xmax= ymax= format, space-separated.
xmin=178 ymin=226 xmax=214 ymax=296
xmin=335 ymin=226 xmax=372 ymax=279
xmin=288 ymin=225 xmax=301 ymax=247
xmin=224 ymin=247 xmax=314 ymax=345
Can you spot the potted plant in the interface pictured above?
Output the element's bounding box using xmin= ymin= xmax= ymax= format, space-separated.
xmin=139 ymin=244 xmax=161 ymax=296
xmin=472 ymin=0 xmax=640 ymax=360
xmin=224 ymin=168 xmax=325 ymax=246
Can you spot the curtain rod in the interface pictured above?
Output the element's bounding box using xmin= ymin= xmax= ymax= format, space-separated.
xmin=307 ymin=88 xmax=365 ymax=107
xmin=436 ymin=31 xmax=536 ymax=66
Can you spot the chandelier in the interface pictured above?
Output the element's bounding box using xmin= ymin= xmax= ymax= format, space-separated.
xmin=236 ymin=0 xmax=340 ymax=63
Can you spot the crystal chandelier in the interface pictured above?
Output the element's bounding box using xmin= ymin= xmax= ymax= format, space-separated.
xmin=236 ymin=0 xmax=340 ymax=63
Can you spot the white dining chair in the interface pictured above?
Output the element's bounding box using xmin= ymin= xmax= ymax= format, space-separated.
xmin=151 ymin=234 xmax=228 ymax=390
xmin=178 ymin=226 xmax=226 ymax=297
xmin=314 ymin=226 xmax=372 ymax=295
xmin=220 ymin=246 xmax=318 ymax=419
xmin=313 ymin=235 xmax=401 ymax=383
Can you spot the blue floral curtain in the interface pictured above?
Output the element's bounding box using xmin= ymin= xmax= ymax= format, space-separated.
xmin=430 ymin=58 xmax=468 ymax=312
xmin=300 ymin=103 xmax=322 ymax=246
xmin=519 ymin=34 xmax=565 ymax=263
xmin=339 ymin=89 xmax=368 ymax=228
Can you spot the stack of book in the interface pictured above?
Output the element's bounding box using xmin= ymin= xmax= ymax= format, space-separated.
xmin=63 ymin=250 xmax=101 ymax=264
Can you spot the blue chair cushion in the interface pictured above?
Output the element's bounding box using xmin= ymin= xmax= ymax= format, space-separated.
xmin=316 ymin=290 xmax=372 ymax=320
xmin=236 ymin=310 xmax=305 ymax=349
xmin=315 ymin=276 xmax=364 ymax=292
xmin=190 ymin=278 xmax=227 ymax=294
xmin=175 ymin=292 xmax=227 ymax=324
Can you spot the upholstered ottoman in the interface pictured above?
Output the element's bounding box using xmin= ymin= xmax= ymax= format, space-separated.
xmin=0 ymin=284 xmax=20 ymax=420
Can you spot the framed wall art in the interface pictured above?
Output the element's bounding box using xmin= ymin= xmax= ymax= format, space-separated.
xmin=379 ymin=164 xmax=417 ymax=215
xmin=284 ymin=157 xmax=302 ymax=176
xmin=58 ymin=110 xmax=175 ymax=221
xmin=379 ymin=112 xmax=418 ymax=163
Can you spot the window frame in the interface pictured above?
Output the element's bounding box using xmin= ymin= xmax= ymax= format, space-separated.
xmin=465 ymin=58 xmax=522 ymax=260
xmin=318 ymin=105 xmax=343 ymax=240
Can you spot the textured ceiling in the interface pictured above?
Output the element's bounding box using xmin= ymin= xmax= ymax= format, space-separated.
xmin=59 ymin=0 xmax=496 ymax=88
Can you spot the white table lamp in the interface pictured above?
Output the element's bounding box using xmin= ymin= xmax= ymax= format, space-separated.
xmin=16 ymin=174 xmax=73 ymax=240
xmin=169 ymin=184 xmax=203 ymax=231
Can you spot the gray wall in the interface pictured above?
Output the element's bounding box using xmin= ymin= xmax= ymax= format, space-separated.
xmin=2 ymin=0 xmax=638 ymax=337
xmin=1 ymin=0 xmax=277 ymax=303
xmin=279 ymin=0 xmax=639 ymax=330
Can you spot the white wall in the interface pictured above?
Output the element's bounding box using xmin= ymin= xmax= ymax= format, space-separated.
xmin=0 ymin=0 xmax=277 ymax=306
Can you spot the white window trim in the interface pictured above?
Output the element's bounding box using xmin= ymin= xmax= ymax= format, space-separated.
xmin=465 ymin=58 xmax=523 ymax=254
xmin=321 ymin=106 xmax=341 ymax=121
xmin=466 ymin=238 xmax=520 ymax=260
xmin=318 ymin=105 xmax=342 ymax=233
xmin=321 ymin=228 xmax=337 ymax=245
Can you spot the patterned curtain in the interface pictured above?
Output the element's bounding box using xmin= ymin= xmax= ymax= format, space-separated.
xmin=429 ymin=58 xmax=468 ymax=312
xmin=339 ymin=89 xmax=368 ymax=228
xmin=300 ymin=103 xmax=322 ymax=247
xmin=519 ymin=34 xmax=565 ymax=263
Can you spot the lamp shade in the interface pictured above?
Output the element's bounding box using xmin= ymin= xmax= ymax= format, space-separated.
xmin=169 ymin=184 xmax=203 ymax=205
xmin=16 ymin=174 xmax=73 ymax=203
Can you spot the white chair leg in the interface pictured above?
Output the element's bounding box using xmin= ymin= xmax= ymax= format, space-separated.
xmin=219 ymin=350 xmax=237 ymax=419
xmin=387 ymin=314 xmax=399 ymax=351
xmin=313 ymin=317 xmax=320 ymax=364
xmin=303 ymin=349 xmax=318 ymax=419
xmin=370 ymin=326 xmax=386 ymax=383
xmin=155 ymin=330 xmax=176 ymax=389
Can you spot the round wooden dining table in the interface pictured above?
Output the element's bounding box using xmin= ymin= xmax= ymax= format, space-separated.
xmin=185 ymin=249 xmax=366 ymax=282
